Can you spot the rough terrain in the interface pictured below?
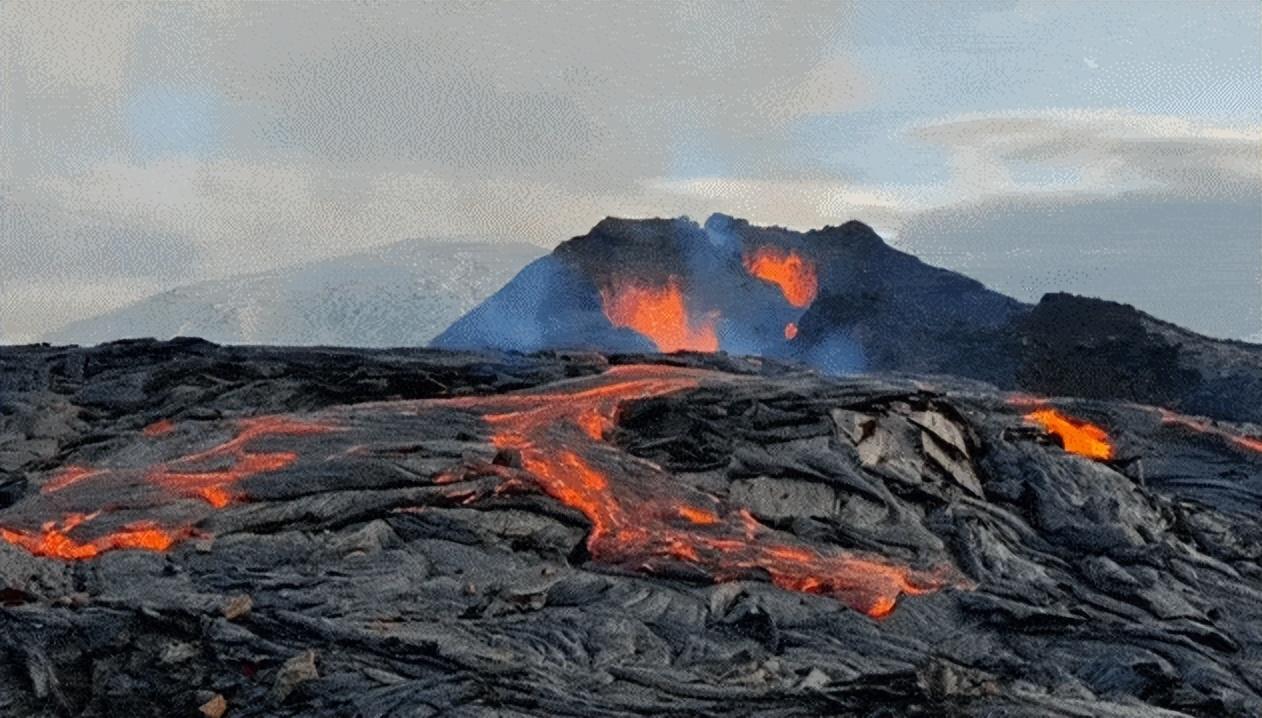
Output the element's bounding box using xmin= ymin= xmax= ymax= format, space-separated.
xmin=1 ymin=339 xmax=1261 ymax=716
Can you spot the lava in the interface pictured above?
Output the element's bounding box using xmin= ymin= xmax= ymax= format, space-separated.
xmin=146 ymin=416 xmax=335 ymax=508
xmin=743 ymin=246 xmax=818 ymax=308
xmin=1 ymin=366 xmax=962 ymax=616
xmin=784 ymin=322 xmax=798 ymax=340
xmin=2 ymin=416 xmax=336 ymax=559
xmin=143 ymin=418 xmax=176 ymax=437
xmin=599 ymin=276 xmax=718 ymax=353
xmin=1158 ymin=408 xmax=1262 ymax=454
xmin=41 ymin=466 xmax=105 ymax=494
xmin=447 ymin=365 xmax=962 ymax=617
xmin=1024 ymin=408 xmax=1114 ymax=460
xmin=0 ymin=513 xmax=193 ymax=560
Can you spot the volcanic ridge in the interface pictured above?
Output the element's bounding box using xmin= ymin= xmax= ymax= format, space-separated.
xmin=436 ymin=214 xmax=1262 ymax=425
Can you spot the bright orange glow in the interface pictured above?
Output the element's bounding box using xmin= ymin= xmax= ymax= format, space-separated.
xmin=1158 ymin=408 xmax=1262 ymax=454
xmin=145 ymin=417 xmax=333 ymax=507
xmin=743 ymin=247 xmax=818 ymax=308
xmin=599 ymin=277 xmax=718 ymax=353
xmin=784 ymin=322 xmax=798 ymax=340
xmin=1024 ymin=409 xmax=1114 ymax=460
xmin=2 ymin=366 xmax=965 ymax=617
xmin=446 ymin=364 xmax=964 ymax=617
xmin=0 ymin=514 xmax=192 ymax=560
xmin=678 ymin=505 xmax=719 ymax=525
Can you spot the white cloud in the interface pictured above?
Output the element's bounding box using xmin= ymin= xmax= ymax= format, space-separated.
xmin=912 ymin=109 xmax=1262 ymax=200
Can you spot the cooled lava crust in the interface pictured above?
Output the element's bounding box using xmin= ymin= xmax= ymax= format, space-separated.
xmin=2 ymin=339 xmax=1261 ymax=717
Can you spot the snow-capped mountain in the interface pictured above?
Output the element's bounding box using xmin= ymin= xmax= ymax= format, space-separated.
xmin=45 ymin=239 xmax=545 ymax=347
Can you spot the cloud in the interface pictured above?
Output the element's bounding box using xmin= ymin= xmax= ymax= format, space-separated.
xmin=912 ymin=110 xmax=1262 ymax=199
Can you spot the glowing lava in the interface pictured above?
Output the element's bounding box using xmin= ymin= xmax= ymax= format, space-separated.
xmin=446 ymin=365 xmax=962 ymax=617
xmin=784 ymin=322 xmax=798 ymax=340
xmin=146 ymin=416 xmax=335 ymax=507
xmin=1158 ymin=409 xmax=1262 ymax=454
xmin=743 ymin=246 xmax=818 ymax=308
xmin=599 ymin=276 xmax=718 ymax=353
xmin=2 ymin=416 xmax=336 ymax=559
xmin=0 ymin=513 xmax=193 ymax=560
xmin=1024 ymin=409 xmax=1114 ymax=460
xmin=1 ymin=366 xmax=962 ymax=617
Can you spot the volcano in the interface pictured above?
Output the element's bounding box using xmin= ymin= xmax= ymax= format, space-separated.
xmin=435 ymin=214 xmax=1262 ymax=425
xmin=3 ymin=339 xmax=1262 ymax=716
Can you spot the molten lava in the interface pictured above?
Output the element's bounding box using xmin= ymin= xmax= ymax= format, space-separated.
xmin=0 ymin=365 xmax=962 ymax=617
xmin=599 ymin=276 xmax=718 ymax=353
xmin=0 ymin=514 xmax=192 ymax=560
xmin=2 ymin=416 xmax=336 ymax=559
xmin=1158 ymin=409 xmax=1262 ymax=454
xmin=146 ymin=416 xmax=334 ymax=507
xmin=1024 ymin=409 xmax=1114 ymax=460
xmin=784 ymin=322 xmax=798 ymax=340
xmin=743 ymin=246 xmax=818 ymax=308
xmin=445 ymin=365 xmax=961 ymax=617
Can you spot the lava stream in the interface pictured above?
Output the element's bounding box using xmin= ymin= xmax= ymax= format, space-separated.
xmin=2 ymin=416 xmax=336 ymax=558
xmin=1158 ymin=408 xmax=1262 ymax=454
xmin=447 ymin=364 xmax=961 ymax=617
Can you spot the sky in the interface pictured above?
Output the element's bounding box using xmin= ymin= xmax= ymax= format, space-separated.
xmin=1 ymin=0 xmax=1260 ymax=343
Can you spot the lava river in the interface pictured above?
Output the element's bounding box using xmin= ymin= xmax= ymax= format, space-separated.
xmin=438 ymin=364 xmax=959 ymax=617
xmin=0 ymin=365 xmax=963 ymax=618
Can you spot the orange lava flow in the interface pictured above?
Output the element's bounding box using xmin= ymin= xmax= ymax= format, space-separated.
xmin=1024 ymin=409 xmax=1114 ymax=460
xmin=599 ymin=276 xmax=718 ymax=353
xmin=146 ymin=416 xmax=334 ymax=508
xmin=41 ymin=466 xmax=106 ymax=494
xmin=784 ymin=322 xmax=798 ymax=340
xmin=743 ymin=246 xmax=818 ymax=308
xmin=1158 ymin=409 xmax=1262 ymax=454
xmin=0 ymin=513 xmax=193 ymax=560
xmin=2 ymin=416 xmax=337 ymax=560
xmin=446 ymin=365 xmax=962 ymax=617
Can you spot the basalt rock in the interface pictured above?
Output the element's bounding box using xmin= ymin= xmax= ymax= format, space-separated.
xmin=1 ymin=340 xmax=1260 ymax=716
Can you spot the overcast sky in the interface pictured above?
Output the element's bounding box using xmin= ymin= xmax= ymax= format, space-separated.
xmin=2 ymin=0 xmax=1259 ymax=342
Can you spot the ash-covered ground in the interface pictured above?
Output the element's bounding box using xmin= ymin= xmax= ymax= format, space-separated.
xmin=2 ymin=339 xmax=1262 ymax=717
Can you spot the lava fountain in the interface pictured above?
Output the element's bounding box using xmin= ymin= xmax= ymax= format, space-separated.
xmin=599 ymin=276 xmax=718 ymax=353
xmin=742 ymin=246 xmax=818 ymax=308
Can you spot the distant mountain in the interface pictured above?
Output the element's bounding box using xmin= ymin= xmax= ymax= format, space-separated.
xmin=45 ymin=239 xmax=545 ymax=347
xmin=435 ymin=214 xmax=1262 ymax=424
